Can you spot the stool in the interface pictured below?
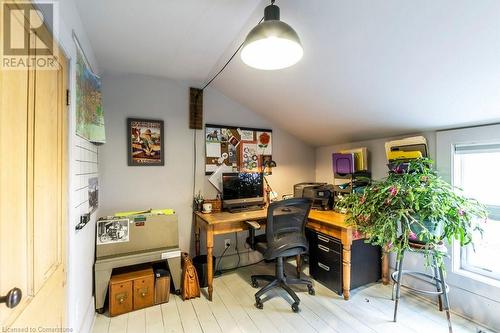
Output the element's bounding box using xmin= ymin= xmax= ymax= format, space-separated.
xmin=392 ymin=242 xmax=452 ymax=333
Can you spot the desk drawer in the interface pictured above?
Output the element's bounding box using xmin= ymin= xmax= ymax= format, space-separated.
xmin=315 ymin=243 xmax=342 ymax=266
xmin=306 ymin=229 xmax=342 ymax=294
xmin=109 ymin=281 xmax=133 ymax=317
xmin=315 ymin=258 xmax=342 ymax=294
xmin=109 ymin=267 xmax=155 ymax=316
xmin=133 ymin=275 xmax=154 ymax=310
xmin=316 ymin=233 xmax=341 ymax=253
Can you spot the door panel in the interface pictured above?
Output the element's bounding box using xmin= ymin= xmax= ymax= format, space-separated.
xmin=33 ymin=52 xmax=62 ymax=293
xmin=0 ymin=2 xmax=68 ymax=328
xmin=0 ymin=5 xmax=30 ymax=325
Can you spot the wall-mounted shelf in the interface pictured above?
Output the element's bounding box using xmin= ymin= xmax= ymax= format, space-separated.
xmin=333 ymin=171 xmax=371 ymax=205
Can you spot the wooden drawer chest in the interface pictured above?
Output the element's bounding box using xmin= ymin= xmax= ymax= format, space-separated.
xmin=109 ymin=267 xmax=154 ymax=316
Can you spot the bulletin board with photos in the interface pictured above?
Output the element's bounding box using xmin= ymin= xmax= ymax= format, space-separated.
xmin=205 ymin=124 xmax=273 ymax=175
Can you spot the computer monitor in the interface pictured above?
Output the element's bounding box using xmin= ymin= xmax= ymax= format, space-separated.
xmin=222 ymin=172 xmax=265 ymax=212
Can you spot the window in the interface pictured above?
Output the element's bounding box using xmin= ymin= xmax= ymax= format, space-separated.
xmin=453 ymin=144 xmax=500 ymax=281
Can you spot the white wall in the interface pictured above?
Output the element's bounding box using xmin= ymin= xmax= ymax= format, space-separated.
xmin=99 ymin=73 xmax=316 ymax=266
xmin=35 ymin=1 xmax=100 ymax=332
xmin=315 ymin=131 xmax=499 ymax=331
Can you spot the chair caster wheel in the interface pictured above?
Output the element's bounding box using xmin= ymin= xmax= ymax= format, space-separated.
xmin=307 ymin=285 xmax=315 ymax=295
xmin=291 ymin=302 xmax=300 ymax=312
xmin=255 ymin=298 xmax=263 ymax=309
xmin=251 ymin=278 xmax=259 ymax=288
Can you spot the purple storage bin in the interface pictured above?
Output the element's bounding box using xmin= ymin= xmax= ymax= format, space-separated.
xmin=332 ymin=153 xmax=354 ymax=175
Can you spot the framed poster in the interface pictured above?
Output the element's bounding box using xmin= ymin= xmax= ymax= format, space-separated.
xmin=127 ymin=118 xmax=165 ymax=166
xmin=204 ymin=124 xmax=272 ymax=174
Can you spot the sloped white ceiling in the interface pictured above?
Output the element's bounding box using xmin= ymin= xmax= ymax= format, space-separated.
xmin=74 ymin=0 xmax=262 ymax=81
xmin=76 ymin=0 xmax=500 ymax=146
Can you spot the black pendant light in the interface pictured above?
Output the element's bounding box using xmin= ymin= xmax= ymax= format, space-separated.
xmin=241 ymin=0 xmax=303 ymax=70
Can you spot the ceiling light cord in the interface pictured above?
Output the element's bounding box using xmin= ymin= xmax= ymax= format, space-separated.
xmin=195 ymin=14 xmax=265 ymax=199
xmin=201 ymin=15 xmax=265 ymax=91
xmin=201 ymin=39 xmax=245 ymax=91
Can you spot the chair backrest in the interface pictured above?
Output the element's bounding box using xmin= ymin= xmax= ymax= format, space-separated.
xmin=265 ymin=198 xmax=312 ymax=258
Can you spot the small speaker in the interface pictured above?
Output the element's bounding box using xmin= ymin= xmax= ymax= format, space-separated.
xmin=189 ymin=88 xmax=203 ymax=129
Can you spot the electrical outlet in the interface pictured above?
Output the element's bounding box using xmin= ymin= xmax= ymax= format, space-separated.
xmin=224 ymin=239 xmax=231 ymax=248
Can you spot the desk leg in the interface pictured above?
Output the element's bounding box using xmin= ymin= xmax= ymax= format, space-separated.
xmin=342 ymin=244 xmax=352 ymax=300
xmin=207 ymin=226 xmax=214 ymax=301
xmin=195 ymin=214 xmax=200 ymax=257
xmin=381 ymin=245 xmax=390 ymax=285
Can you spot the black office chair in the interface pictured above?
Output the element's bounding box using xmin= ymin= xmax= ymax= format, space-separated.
xmin=247 ymin=198 xmax=314 ymax=312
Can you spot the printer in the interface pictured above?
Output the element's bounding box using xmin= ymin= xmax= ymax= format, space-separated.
xmin=294 ymin=182 xmax=334 ymax=210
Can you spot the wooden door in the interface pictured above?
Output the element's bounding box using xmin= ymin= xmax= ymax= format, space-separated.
xmin=0 ymin=2 xmax=68 ymax=329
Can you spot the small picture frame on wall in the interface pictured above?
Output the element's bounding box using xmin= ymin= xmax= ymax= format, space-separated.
xmin=127 ymin=118 xmax=165 ymax=166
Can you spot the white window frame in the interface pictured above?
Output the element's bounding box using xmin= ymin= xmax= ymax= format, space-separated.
xmin=453 ymin=145 xmax=500 ymax=282
xmin=437 ymin=125 xmax=500 ymax=291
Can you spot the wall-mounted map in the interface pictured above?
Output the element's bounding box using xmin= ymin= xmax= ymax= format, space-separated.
xmin=75 ymin=44 xmax=105 ymax=143
xmin=205 ymin=124 xmax=272 ymax=174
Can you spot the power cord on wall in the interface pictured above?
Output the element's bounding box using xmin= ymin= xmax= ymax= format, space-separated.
xmin=192 ymin=15 xmax=264 ymax=198
xmin=215 ymin=232 xmax=242 ymax=276
xmin=214 ymin=231 xmax=267 ymax=278
xmin=218 ymin=259 xmax=265 ymax=275
xmin=192 ymin=129 xmax=196 ymax=200
xmin=214 ymin=245 xmax=230 ymax=277
xmin=235 ymin=232 xmax=241 ymax=268
xmin=192 ymin=13 xmax=267 ymax=264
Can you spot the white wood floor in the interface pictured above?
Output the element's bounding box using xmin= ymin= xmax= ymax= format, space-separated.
xmin=92 ymin=261 xmax=494 ymax=333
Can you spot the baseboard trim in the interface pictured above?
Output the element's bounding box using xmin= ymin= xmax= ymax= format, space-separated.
xmin=79 ymin=296 xmax=96 ymax=333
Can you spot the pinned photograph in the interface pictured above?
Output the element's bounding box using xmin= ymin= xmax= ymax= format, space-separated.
xmin=229 ymin=135 xmax=240 ymax=148
xmin=257 ymin=131 xmax=272 ymax=155
xmin=220 ymin=128 xmax=232 ymax=142
xmin=240 ymin=142 xmax=260 ymax=172
xmin=206 ymin=128 xmax=221 ymax=142
xmin=97 ymin=218 xmax=129 ymax=245
xmin=238 ymin=129 xmax=254 ymax=141
xmin=228 ymin=145 xmax=237 ymax=164
xmin=88 ymin=177 xmax=98 ymax=213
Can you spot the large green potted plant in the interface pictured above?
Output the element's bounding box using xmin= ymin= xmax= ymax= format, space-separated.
xmin=337 ymin=158 xmax=488 ymax=268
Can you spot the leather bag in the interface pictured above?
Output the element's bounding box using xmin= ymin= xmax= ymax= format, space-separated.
xmin=181 ymin=253 xmax=200 ymax=300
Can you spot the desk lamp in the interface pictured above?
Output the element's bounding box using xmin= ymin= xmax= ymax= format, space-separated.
xmin=263 ymin=159 xmax=277 ymax=204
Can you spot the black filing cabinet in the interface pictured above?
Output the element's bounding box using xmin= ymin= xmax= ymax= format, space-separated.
xmin=306 ymin=228 xmax=381 ymax=295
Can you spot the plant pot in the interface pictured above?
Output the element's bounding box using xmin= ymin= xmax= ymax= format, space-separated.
xmin=409 ymin=219 xmax=443 ymax=244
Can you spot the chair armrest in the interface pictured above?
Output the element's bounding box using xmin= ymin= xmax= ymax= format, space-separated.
xmin=245 ymin=221 xmax=261 ymax=230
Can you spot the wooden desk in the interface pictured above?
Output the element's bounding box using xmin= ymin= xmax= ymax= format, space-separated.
xmin=194 ymin=209 xmax=389 ymax=301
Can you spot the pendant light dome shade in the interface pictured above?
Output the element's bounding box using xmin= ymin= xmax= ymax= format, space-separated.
xmin=241 ymin=3 xmax=303 ymax=70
